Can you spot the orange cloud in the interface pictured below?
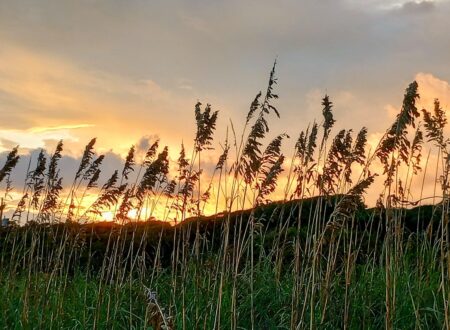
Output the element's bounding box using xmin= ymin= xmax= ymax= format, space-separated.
xmin=416 ymin=72 xmax=450 ymax=109
xmin=0 ymin=43 xmax=199 ymax=158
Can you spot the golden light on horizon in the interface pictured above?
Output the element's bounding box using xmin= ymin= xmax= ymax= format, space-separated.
xmin=101 ymin=211 xmax=114 ymax=222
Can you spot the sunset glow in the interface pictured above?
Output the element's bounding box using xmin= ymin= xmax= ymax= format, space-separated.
xmin=2 ymin=1 xmax=450 ymax=329
xmin=0 ymin=0 xmax=450 ymax=222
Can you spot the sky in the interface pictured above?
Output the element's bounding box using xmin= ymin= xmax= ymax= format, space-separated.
xmin=1 ymin=0 xmax=450 ymax=218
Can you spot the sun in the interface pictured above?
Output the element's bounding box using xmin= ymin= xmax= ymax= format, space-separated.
xmin=101 ymin=211 xmax=114 ymax=221
xmin=127 ymin=209 xmax=138 ymax=219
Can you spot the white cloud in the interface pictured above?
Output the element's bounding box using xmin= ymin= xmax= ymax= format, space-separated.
xmin=0 ymin=126 xmax=87 ymax=153
xmin=346 ymin=0 xmax=445 ymax=10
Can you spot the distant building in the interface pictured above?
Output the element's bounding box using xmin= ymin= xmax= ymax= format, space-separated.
xmin=1 ymin=217 xmax=9 ymax=227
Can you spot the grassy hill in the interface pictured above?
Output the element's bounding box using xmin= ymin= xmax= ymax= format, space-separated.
xmin=0 ymin=197 xmax=446 ymax=329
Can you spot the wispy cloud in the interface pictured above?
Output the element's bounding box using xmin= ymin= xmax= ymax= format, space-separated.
xmin=0 ymin=43 xmax=197 ymax=156
xmin=29 ymin=124 xmax=94 ymax=133
xmin=0 ymin=126 xmax=85 ymax=152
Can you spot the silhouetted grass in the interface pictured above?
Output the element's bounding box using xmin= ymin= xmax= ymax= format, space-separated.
xmin=0 ymin=63 xmax=449 ymax=329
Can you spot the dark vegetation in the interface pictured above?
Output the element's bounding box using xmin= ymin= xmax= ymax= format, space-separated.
xmin=0 ymin=198 xmax=443 ymax=274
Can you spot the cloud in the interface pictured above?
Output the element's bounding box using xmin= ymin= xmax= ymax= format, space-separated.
xmin=176 ymin=78 xmax=195 ymax=91
xmin=384 ymin=104 xmax=400 ymax=120
xmin=416 ymin=72 xmax=450 ymax=108
xmin=0 ymin=0 xmax=449 ymax=144
xmin=346 ymin=0 xmax=442 ymax=11
xmin=400 ymin=1 xmax=435 ymax=13
xmin=0 ymin=127 xmax=81 ymax=153
xmin=135 ymin=134 xmax=160 ymax=160
xmin=0 ymin=44 xmax=200 ymax=157
xmin=29 ymin=124 xmax=94 ymax=133
xmin=0 ymin=124 xmax=96 ymax=153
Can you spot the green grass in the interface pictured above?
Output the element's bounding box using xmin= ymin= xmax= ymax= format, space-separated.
xmin=0 ymin=252 xmax=445 ymax=329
